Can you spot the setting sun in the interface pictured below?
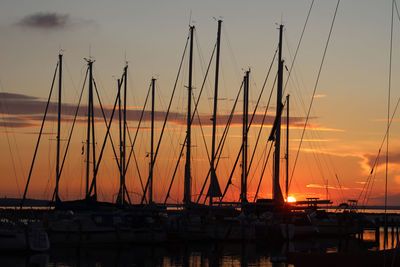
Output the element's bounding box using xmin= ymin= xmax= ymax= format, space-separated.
xmin=287 ymin=196 xmax=297 ymax=203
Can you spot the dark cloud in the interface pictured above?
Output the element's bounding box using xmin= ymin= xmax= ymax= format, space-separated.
xmin=16 ymin=12 xmax=70 ymax=29
xmin=0 ymin=92 xmax=38 ymax=101
xmin=364 ymin=151 xmax=400 ymax=169
xmin=0 ymin=92 xmax=311 ymax=130
xmin=15 ymin=12 xmax=95 ymax=30
xmin=0 ymin=119 xmax=35 ymax=128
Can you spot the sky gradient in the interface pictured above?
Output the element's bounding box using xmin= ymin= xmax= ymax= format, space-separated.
xmin=0 ymin=0 xmax=399 ymax=206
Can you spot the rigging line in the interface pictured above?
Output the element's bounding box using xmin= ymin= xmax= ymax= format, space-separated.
xmin=222 ymin=24 xmax=241 ymax=85
xmin=247 ymin=74 xmax=277 ymax=183
xmin=132 ymin=150 xmax=146 ymax=202
xmin=0 ymin=81 xmax=21 ymax=196
xmin=364 ymin=163 xmax=378 ymax=208
xmin=194 ymin=29 xmax=213 ymax=93
xmin=21 ymin=61 xmax=59 ymax=208
xmin=163 ymin=40 xmax=217 ymax=204
xmin=88 ymin=76 xmax=123 ymax=195
xmin=358 ymin=157 xmax=377 ymax=204
xmin=254 ymin=142 xmax=274 ymax=201
xmin=123 ymin=114 xmax=148 ymax=201
xmin=394 ymin=0 xmax=400 ymax=22
xmin=219 ymin=56 xmax=277 ymax=202
xmin=384 ymin=0 xmax=394 ymax=257
xmin=283 ymin=0 xmax=314 ymax=96
xmin=204 ymin=117 xmax=234 ymax=205
xmin=289 ymin=0 xmax=341 ymax=191
xmin=361 ymin=164 xmax=375 ymax=209
xmin=51 ymin=67 xmax=89 ymax=202
xmin=365 ymin=158 xmax=380 ymax=208
xmin=64 ymin=59 xmax=80 ymax=99
xmin=219 ymin=93 xmax=262 ymax=202
xmin=124 ymin=82 xmax=151 ymax=177
xmin=249 ymin=137 xmax=270 ymax=191
xmin=334 ymin=174 xmax=345 ymax=204
xmin=357 ymin=89 xmax=400 ymax=203
xmin=249 ymin=49 xmax=277 ymax=131
xmin=93 ymin=78 xmax=121 ymax=170
xmin=198 ymin=80 xmax=243 ymax=203
xmin=123 ymin=81 xmax=151 ymax=185
xmin=123 ymin=182 xmax=132 ymax=205
xmin=193 ymin=93 xmax=211 ymax=163
xmin=248 ymin=137 xmax=269 ymax=186
xmin=142 ymin=31 xmax=190 ymax=204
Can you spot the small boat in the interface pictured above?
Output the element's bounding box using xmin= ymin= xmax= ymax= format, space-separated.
xmin=0 ymin=223 xmax=49 ymax=252
xmin=27 ymin=223 xmax=50 ymax=252
xmin=0 ymin=227 xmax=26 ymax=251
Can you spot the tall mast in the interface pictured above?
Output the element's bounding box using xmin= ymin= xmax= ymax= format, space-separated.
xmin=286 ymin=94 xmax=290 ymax=201
xmin=149 ymin=77 xmax=155 ymax=204
xmin=184 ymin=25 xmax=194 ymax=206
xmin=208 ymin=19 xmax=223 ymax=206
xmin=91 ymin=64 xmax=97 ymax=200
xmin=273 ymin=24 xmax=284 ymax=204
xmin=123 ymin=65 xmax=127 ymax=204
xmin=241 ymin=70 xmax=249 ymax=207
xmin=55 ymin=53 xmax=62 ymax=201
xmin=85 ymin=59 xmax=93 ymax=200
xmin=117 ymin=65 xmax=128 ymax=206
xmin=117 ymin=78 xmax=122 ymax=205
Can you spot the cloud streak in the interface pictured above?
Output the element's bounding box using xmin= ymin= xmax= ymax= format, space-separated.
xmin=17 ymin=12 xmax=70 ymax=29
xmin=15 ymin=12 xmax=95 ymax=30
xmin=0 ymin=92 xmax=339 ymax=132
xmin=313 ymin=94 xmax=327 ymax=99
xmin=306 ymin=183 xmax=352 ymax=190
xmin=363 ymin=151 xmax=400 ymax=169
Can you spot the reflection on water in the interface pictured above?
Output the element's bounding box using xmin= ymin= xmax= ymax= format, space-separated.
xmin=1 ymin=242 xmax=294 ymax=267
xmin=1 ymin=244 xmax=290 ymax=266
xmin=2 ymin=229 xmax=400 ymax=267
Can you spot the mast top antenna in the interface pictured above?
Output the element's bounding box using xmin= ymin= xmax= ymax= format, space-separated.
xmin=84 ymin=57 xmax=95 ymax=64
xmin=124 ymin=50 xmax=129 ymax=66
xmin=212 ymin=17 xmax=223 ymax=22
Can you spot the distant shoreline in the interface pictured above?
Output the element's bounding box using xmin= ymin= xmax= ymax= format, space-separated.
xmin=0 ymin=197 xmax=400 ymax=210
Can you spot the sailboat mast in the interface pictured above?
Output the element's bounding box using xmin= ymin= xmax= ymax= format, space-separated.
xmin=273 ymin=24 xmax=284 ymax=204
xmin=241 ymin=70 xmax=249 ymax=207
xmin=286 ymin=94 xmax=290 ymax=201
xmin=117 ymin=77 xmax=123 ymax=205
xmin=55 ymin=53 xmax=62 ymax=201
xmin=123 ymin=65 xmax=128 ymax=204
xmin=91 ymin=67 xmax=97 ymax=200
xmin=209 ymin=19 xmax=223 ymax=206
xmin=116 ymin=65 xmax=128 ymax=206
xmin=184 ymin=25 xmax=194 ymax=205
xmin=149 ymin=78 xmax=155 ymax=204
xmin=85 ymin=60 xmax=93 ymax=200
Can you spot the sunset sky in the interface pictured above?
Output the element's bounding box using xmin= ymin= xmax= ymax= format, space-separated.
xmin=0 ymin=0 xmax=399 ymax=206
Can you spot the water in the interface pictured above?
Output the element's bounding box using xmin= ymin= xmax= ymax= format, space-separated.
xmin=1 ymin=242 xmax=294 ymax=267
xmin=2 ymin=229 xmax=398 ymax=267
xmin=1 ymin=208 xmax=399 ymax=266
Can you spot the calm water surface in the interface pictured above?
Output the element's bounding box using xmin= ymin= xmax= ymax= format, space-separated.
xmin=3 ymin=229 xmax=398 ymax=267
xmin=2 ymin=242 xmax=295 ymax=267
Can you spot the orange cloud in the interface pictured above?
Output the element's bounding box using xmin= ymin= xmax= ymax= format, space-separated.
xmin=313 ymin=94 xmax=327 ymax=99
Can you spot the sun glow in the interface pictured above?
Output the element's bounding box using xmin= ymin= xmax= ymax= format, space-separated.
xmin=287 ymin=196 xmax=297 ymax=203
